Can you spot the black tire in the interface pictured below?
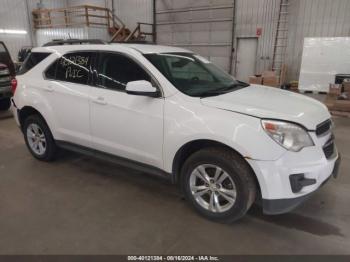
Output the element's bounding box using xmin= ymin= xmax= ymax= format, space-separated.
xmin=0 ymin=98 xmax=11 ymax=111
xmin=23 ymin=114 xmax=57 ymax=161
xmin=181 ymin=147 xmax=257 ymax=223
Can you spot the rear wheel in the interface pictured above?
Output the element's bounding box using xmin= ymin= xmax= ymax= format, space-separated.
xmin=181 ymin=147 xmax=257 ymax=223
xmin=0 ymin=98 xmax=11 ymax=111
xmin=23 ymin=115 xmax=57 ymax=161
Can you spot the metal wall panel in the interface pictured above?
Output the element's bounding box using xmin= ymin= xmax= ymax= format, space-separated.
xmin=0 ymin=0 xmax=32 ymax=60
xmin=27 ymin=0 xmax=68 ymax=10
xmin=234 ymin=0 xmax=350 ymax=80
xmin=113 ymin=0 xmax=153 ymax=29
xmin=86 ymin=26 xmax=110 ymax=40
xmin=156 ymin=0 xmax=234 ymax=71
xmin=35 ymin=27 xmax=87 ymax=47
xmin=67 ymin=0 xmax=110 ymax=27
xmin=156 ymin=0 xmax=350 ymax=81
xmin=0 ymin=0 xmax=67 ymax=60
xmin=68 ymin=0 xmax=107 ymax=7
xmin=1 ymin=0 xmax=349 ymax=80
xmin=35 ymin=27 xmax=109 ymax=46
xmin=67 ymin=0 xmax=154 ymax=40
xmin=233 ymin=0 xmax=280 ymax=75
xmin=155 ymin=0 xmax=280 ymax=73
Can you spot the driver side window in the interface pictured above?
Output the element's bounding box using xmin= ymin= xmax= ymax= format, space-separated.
xmin=96 ymin=52 xmax=151 ymax=91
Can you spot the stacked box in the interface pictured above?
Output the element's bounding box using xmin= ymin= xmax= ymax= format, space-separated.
xmin=248 ymin=71 xmax=279 ymax=87
xmin=263 ymin=76 xmax=279 ymax=87
xmin=249 ymin=75 xmax=262 ymax=85
xmin=329 ymin=84 xmax=342 ymax=96
xmin=324 ymin=82 xmax=350 ymax=112
xmin=343 ymin=80 xmax=350 ymax=92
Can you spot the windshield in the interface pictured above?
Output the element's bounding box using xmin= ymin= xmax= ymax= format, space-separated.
xmin=144 ymin=52 xmax=249 ymax=97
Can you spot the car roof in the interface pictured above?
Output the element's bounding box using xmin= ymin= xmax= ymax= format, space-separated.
xmin=118 ymin=44 xmax=192 ymax=54
xmin=31 ymin=43 xmax=192 ymax=55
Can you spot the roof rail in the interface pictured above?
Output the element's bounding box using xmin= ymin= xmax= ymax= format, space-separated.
xmin=43 ymin=39 xmax=107 ymax=47
xmin=112 ymin=40 xmax=155 ymax=44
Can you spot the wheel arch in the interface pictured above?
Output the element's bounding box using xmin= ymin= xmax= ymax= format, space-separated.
xmin=18 ymin=106 xmax=51 ymax=133
xmin=171 ymin=139 xmax=261 ymax=197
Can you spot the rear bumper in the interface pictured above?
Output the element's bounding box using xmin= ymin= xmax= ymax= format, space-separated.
xmin=0 ymin=85 xmax=12 ymax=99
xmin=262 ymin=154 xmax=341 ymax=215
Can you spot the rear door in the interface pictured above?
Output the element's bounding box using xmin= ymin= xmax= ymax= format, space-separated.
xmin=43 ymin=51 xmax=94 ymax=146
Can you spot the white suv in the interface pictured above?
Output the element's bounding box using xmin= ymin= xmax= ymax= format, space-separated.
xmin=12 ymin=43 xmax=340 ymax=223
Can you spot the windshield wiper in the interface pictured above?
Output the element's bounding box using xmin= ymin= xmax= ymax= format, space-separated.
xmin=197 ymin=90 xmax=231 ymax=98
xmin=198 ymin=81 xmax=250 ymax=98
xmin=227 ymin=81 xmax=250 ymax=89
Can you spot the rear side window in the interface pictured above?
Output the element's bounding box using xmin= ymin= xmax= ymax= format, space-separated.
xmin=54 ymin=52 xmax=93 ymax=85
xmin=17 ymin=52 xmax=51 ymax=75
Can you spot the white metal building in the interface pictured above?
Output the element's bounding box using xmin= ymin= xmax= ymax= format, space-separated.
xmin=0 ymin=0 xmax=349 ymax=82
xmin=156 ymin=0 xmax=350 ymax=81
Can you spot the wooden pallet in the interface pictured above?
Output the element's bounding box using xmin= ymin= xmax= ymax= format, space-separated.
xmin=330 ymin=110 xmax=350 ymax=118
xmin=299 ymin=90 xmax=328 ymax=95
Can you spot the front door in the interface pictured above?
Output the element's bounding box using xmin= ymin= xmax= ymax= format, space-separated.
xmin=89 ymin=52 xmax=164 ymax=169
xmin=235 ymin=38 xmax=258 ymax=82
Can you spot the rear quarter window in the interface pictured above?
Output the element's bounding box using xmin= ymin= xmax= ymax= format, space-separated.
xmin=17 ymin=52 xmax=51 ymax=75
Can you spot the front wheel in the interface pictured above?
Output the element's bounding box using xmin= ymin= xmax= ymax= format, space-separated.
xmin=181 ymin=148 xmax=257 ymax=223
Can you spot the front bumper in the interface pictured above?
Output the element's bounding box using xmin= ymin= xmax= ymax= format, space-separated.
xmin=262 ymin=155 xmax=341 ymax=214
xmin=247 ymin=131 xmax=340 ymax=215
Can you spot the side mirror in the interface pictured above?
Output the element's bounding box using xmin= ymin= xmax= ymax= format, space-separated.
xmin=126 ymin=80 xmax=160 ymax=97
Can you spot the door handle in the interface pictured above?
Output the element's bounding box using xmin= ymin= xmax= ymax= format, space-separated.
xmin=43 ymin=85 xmax=54 ymax=92
xmin=93 ymin=96 xmax=107 ymax=105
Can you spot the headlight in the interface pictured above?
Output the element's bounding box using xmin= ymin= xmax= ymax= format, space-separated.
xmin=261 ymin=120 xmax=314 ymax=152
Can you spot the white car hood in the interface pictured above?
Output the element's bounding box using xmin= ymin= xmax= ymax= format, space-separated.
xmin=201 ymin=84 xmax=330 ymax=129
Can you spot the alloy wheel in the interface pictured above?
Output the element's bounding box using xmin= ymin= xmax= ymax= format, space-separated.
xmin=26 ymin=123 xmax=47 ymax=156
xmin=189 ymin=164 xmax=237 ymax=213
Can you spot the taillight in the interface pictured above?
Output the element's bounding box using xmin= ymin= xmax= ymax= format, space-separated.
xmin=11 ymin=78 xmax=17 ymax=94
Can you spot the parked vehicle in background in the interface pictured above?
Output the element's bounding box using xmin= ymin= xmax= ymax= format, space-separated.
xmin=18 ymin=46 xmax=32 ymax=63
xmin=0 ymin=42 xmax=15 ymax=111
xmin=11 ymin=43 xmax=341 ymax=223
